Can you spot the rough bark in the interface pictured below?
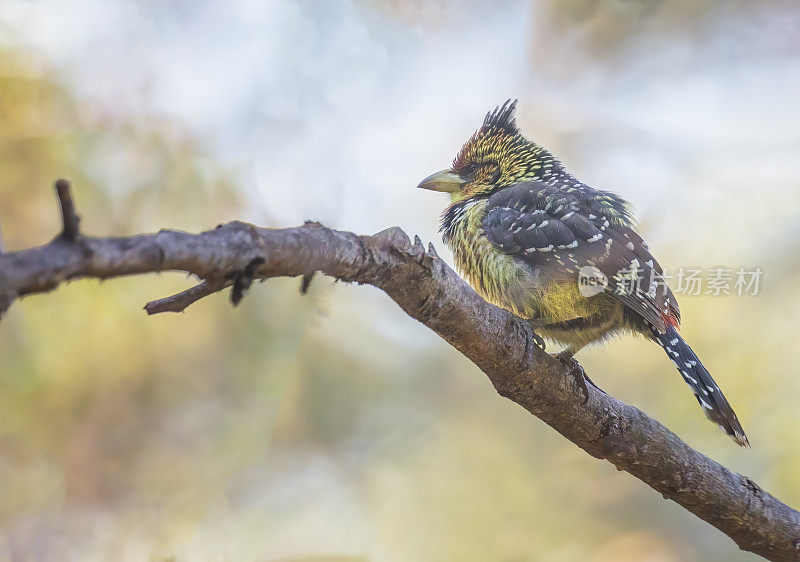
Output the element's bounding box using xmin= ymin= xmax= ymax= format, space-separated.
xmin=1 ymin=182 xmax=799 ymax=560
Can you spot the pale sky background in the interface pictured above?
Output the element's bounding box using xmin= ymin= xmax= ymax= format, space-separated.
xmin=3 ymin=0 xmax=798 ymax=262
xmin=4 ymin=0 xmax=796 ymax=354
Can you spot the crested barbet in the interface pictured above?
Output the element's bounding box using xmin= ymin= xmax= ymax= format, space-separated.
xmin=417 ymin=100 xmax=748 ymax=447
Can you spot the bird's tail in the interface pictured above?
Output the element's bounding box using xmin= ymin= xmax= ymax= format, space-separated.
xmin=651 ymin=325 xmax=749 ymax=447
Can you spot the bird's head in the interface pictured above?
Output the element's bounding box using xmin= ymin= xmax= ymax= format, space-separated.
xmin=418 ymin=100 xmax=559 ymax=203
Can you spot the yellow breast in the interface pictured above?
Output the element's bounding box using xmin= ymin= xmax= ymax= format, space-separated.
xmin=446 ymin=200 xmax=605 ymax=325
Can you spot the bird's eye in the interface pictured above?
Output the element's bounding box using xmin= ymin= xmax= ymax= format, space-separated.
xmin=460 ymin=163 xmax=479 ymax=176
xmin=468 ymin=160 xmax=500 ymax=184
xmin=485 ymin=161 xmax=501 ymax=183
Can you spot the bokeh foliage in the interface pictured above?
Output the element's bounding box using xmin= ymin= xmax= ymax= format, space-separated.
xmin=1 ymin=2 xmax=799 ymax=560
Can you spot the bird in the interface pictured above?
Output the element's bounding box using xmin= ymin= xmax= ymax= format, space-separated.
xmin=417 ymin=100 xmax=749 ymax=447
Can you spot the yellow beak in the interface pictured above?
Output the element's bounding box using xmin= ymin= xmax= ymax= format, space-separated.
xmin=417 ymin=169 xmax=465 ymax=193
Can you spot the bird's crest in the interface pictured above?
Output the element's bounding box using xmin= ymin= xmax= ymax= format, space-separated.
xmin=482 ymin=99 xmax=519 ymax=136
xmin=453 ymin=99 xmax=522 ymax=173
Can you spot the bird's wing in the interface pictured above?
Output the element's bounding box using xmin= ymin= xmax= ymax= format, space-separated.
xmin=483 ymin=181 xmax=679 ymax=332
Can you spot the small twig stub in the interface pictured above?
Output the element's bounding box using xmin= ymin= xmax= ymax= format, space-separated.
xmin=144 ymin=281 xmax=225 ymax=315
xmin=230 ymin=256 xmax=266 ymax=306
xmin=55 ymin=179 xmax=81 ymax=241
xmin=299 ymin=272 xmax=315 ymax=295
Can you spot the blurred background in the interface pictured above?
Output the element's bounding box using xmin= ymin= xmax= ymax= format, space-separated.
xmin=1 ymin=0 xmax=799 ymax=560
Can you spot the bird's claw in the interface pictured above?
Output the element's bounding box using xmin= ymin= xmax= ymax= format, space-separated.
xmin=520 ymin=325 xmax=546 ymax=372
xmin=530 ymin=331 xmax=546 ymax=351
xmin=554 ymin=351 xmax=599 ymax=405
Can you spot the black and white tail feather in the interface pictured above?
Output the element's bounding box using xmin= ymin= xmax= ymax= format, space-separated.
xmin=651 ymin=325 xmax=750 ymax=447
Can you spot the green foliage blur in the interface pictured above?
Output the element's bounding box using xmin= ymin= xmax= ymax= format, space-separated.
xmin=1 ymin=1 xmax=799 ymax=561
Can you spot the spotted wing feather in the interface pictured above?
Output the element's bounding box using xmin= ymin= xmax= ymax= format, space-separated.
xmin=483 ymin=181 xmax=679 ymax=331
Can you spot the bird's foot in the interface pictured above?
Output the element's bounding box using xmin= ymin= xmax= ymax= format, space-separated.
xmin=553 ymin=351 xmax=603 ymax=405
xmin=530 ymin=330 xmax=546 ymax=352
xmin=520 ymin=325 xmax=546 ymax=372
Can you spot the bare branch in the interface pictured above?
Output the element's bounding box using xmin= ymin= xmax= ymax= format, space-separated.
xmin=144 ymin=280 xmax=227 ymax=315
xmin=0 ymin=184 xmax=798 ymax=560
xmin=55 ymin=179 xmax=81 ymax=241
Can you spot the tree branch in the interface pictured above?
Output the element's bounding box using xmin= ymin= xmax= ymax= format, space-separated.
xmin=144 ymin=280 xmax=227 ymax=315
xmin=1 ymin=183 xmax=798 ymax=560
xmin=55 ymin=178 xmax=81 ymax=241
